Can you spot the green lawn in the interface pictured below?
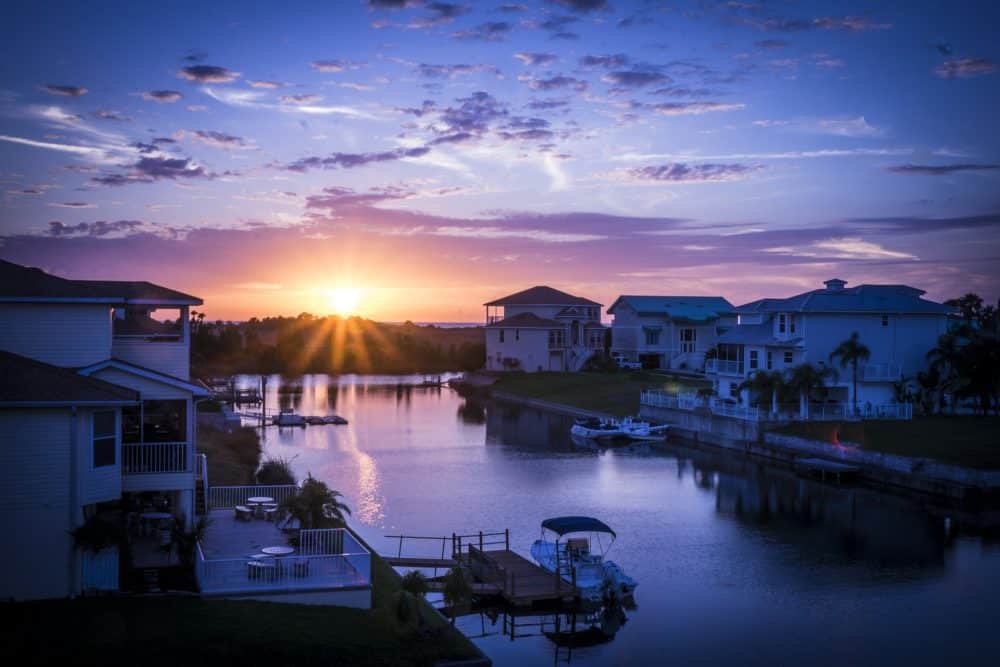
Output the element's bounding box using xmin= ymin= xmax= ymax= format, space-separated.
xmin=772 ymin=416 xmax=1000 ymax=469
xmin=493 ymin=371 xmax=710 ymax=417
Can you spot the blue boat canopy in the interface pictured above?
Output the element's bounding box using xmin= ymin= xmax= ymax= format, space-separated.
xmin=541 ymin=516 xmax=616 ymax=538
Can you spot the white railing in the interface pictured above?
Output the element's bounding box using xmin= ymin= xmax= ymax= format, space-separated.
xmin=195 ymin=529 xmax=370 ymax=595
xmin=709 ymin=398 xmax=762 ymax=421
xmin=860 ymin=362 xmax=902 ymax=382
xmin=122 ymin=441 xmax=191 ymax=473
xmin=80 ymin=547 xmax=118 ymax=591
xmin=641 ymin=390 xmax=912 ymax=422
xmin=704 ymin=359 xmax=742 ymax=375
xmin=208 ymin=485 xmax=299 ymax=509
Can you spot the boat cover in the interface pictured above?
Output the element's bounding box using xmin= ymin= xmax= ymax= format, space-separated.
xmin=541 ymin=516 xmax=616 ymax=538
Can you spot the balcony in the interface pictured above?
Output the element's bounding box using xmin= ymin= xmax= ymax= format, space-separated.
xmin=705 ymin=359 xmax=743 ymax=376
xmin=859 ymin=362 xmax=902 ymax=382
xmin=122 ymin=441 xmax=192 ymax=474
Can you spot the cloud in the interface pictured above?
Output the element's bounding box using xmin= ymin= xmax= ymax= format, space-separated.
xmin=247 ymin=79 xmax=286 ymax=89
xmin=48 ymin=202 xmax=97 ymax=209
xmin=497 ymin=116 xmax=554 ymax=142
xmin=514 ymin=52 xmax=557 ymax=66
xmin=933 ymin=58 xmax=996 ymax=79
xmin=280 ymin=93 xmax=324 ymax=105
xmin=550 ymin=31 xmax=579 ymax=40
xmin=0 ymin=134 xmax=105 ymax=157
xmin=93 ymin=110 xmax=130 ymax=122
xmin=816 ymin=116 xmax=882 ymax=137
xmin=648 ymin=101 xmax=745 ymax=115
xmin=547 ymin=0 xmax=608 ymax=11
xmin=431 ymin=226 xmax=604 ymax=242
xmin=415 ymin=63 xmax=500 ymax=78
xmin=453 ymin=21 xmax=512 ymax=41
xmin=580 ymin=53 xmax=629 ymax=68
xmin=311 ymin=60 xmax=366 ymax=72
xmin=139 ymin=90 xmax=183 ymax=103
xmin=6 ymin=188 xmax=44 ymax=196
xmin=796 ymin=237 xmax=917 ymax=260
xmin=42 ymin=84 xmax=87 ymax=97
xmin=177 ymin=65 xmax=241 ymax=83
xmin=279 ymin=146 xmax=431 ymax=172
xmin=408 ymin=2 xmax=469 ymax=28
xmin=753 ymin=15 xmax=891 ymax=32
xmin=518 ymin=74 xmax=588 ymax=92
xmin=886 ymin=163 xmax=1000 ymax=176
xmin=47 ymin=220 xmax=147 ymax=237
xmin=625 ymin=162 xmax=762 ymax=183
xmin=755 ymin=39 xmax=789 ymax=49
xmin=437 ymin=91 xmax=508 ymax=135
xmin=601 ymin=69 xmax=669 ymax=88
xmin=181 ymin=130 xmax=249 ymax=149
xmin=202 ymin=86 xmax=372 ymax=118
xmin=617 ymin=148 xmax=912 ymax=162
xmin=91 ymin=155 xmax=221 ymax=186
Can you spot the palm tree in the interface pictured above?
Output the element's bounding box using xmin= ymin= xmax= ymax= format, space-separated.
xmin=738 ymin=370 xmax=785 ymax=416
xmin=829 ymin=332 xmax=871 ymax=415
xmin=281 ymin=474 xmax=351 ymax=529
xmin=786 ymin=363 xmax=838 ymax=419
xmin=926 ymin=332 xmax=963 ymax=413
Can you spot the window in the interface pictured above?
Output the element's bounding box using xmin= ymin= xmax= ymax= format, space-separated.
xmin=778 ymin=314 xmax=786 ymax=334
xmin=749 ymin=350 xmax=759 ymax=370
xmin=881 ymin=315 xmax=889 ymax=327
xmin=680 ymin=328 xmax=696 ymax=353
xmin=515 ymin=329 xmax=520 ymax=341
xmin=766 ymin=351 xmax=773 ymax=370
xmin=789 ymin=315 xmax=796 ymax=334
xmin=93 ymin=411 xmax=116 ymax=468
xmin=784 ymin=350 xmax=793 ymax=364
xmin=644 ymin=329 xmax=660 ymax=346
xmin=549 ymin=329 xmax=565 ymax=348
xmin=499 ymin=329 xmax=505 ymax=343
xmin=729 ymin=383 xmax=740 ymax=398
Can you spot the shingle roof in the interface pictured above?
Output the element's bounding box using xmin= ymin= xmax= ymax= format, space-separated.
xmin=0 ymin=260 xmax=202 ymax=305
xmin=607 ymin=295 xmax=735 ymax=321
xmin=484 ymin=285 xmax=600 ymax=307
xmin=736 ymin=280 xmax=952 ymax=315
xmin=485 ymin=312 xmax=564 ymax=328
xmin=0 ymin=350 xmax=139 ymax=405
xmin=717 ymin=322 xmax=802 ymax=347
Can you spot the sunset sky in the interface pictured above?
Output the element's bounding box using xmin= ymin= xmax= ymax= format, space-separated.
xmin=1 ymin=0 xmax=998 ymax=322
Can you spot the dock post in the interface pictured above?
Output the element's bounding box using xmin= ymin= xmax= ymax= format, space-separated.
xmin=451 ymin=533 xmax=456 ymax=558
xmin=479 ymin=531 xmax=483 ymax=551
xmin=505 ymin=528 xmax=509 ymax=551
xmin=571 ymin=565 xmax=576 ymax=593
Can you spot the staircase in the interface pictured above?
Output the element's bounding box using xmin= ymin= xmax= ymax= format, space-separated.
xmin=568 ymin=346 xmax=596 ymax=372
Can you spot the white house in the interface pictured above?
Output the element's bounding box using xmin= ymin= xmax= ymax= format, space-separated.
xmin=608 ymin=296 xmax=736 ymax=371
xmin=707 ymin=278 xmax=952 ymax=409
xmin=484 ymin=285 xmax=607 ymax=372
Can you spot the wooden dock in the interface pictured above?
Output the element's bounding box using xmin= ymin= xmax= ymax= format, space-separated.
xmin=797 ymin=457 xmax=860 ymax=483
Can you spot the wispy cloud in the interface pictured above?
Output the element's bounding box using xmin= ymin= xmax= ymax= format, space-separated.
xmin=202 ymin=87 xmax=373 ymax=118
xmin=624 ymin=162 xmax=762 ymax=183
xmin=138 ymin=90 xmax=183 ymax=103
xmin=886 ymin=163 xmax=1000 ymax=176
xmin=41 ymin=84 xmax=88 ymax=97
xmin=933 ymin=58 xmax=996 ymax=79
xmin=177 ymin=65 xmax=241 ymax=83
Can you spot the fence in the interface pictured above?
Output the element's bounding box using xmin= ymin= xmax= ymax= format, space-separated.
xmin=208 ymin=485 xmax=299 ymax=509
xmin=639 ymin=390 xmax=912 ymax=422
xmin=122 ymin=442 xmax=190 ymax=473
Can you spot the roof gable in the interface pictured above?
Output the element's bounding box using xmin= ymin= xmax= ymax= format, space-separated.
xmin=0 ymin=350 xmax=138 ymax=405
xmin=737 ymin=281 xmax=952 ymax=315
xmin=0 ymin=260 xmax=202 ymax=305
xmin=78 ymin=359 xmax=210 ymax=396
xmin=484 ymin=285 xmax=600 ymax=307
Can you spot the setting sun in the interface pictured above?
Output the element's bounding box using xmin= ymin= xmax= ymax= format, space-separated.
xmin=328 ymin=286 xmax=363 ymax=316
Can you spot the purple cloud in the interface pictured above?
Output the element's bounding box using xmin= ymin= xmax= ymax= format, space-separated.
xmin=626 ymin=162 xmax=761 ymax=183
xmin=933 ymin=58 xmax=996 ymax=79
xmin=580 ymin=53 xmax=629 ymax=68
xmin=177 ymin=65 xmax=241 ymax=83
xmin=139 ymin=90 xmax=183 ymax=103
xmin=280 ymin=146 xmax=431 ymax=172
xmin=886 ymin=164 xmax=1000 ymax=175
xmin=514 ymin=52 xmax=558 ymax=66
xmin=42 ymin=84 xmax=88 ymax=97
xmin=453 ymin=21 xmax=512 ymax=41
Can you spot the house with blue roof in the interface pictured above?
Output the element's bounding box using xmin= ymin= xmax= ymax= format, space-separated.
xmin=607 ymin=295 xmax=737 ymax=371
xmin=708 ymin=278 xmax=953 ymax=410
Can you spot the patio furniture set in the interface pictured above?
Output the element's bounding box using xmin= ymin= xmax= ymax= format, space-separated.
xmin=234 ymin=496 xmax=279 ymax=522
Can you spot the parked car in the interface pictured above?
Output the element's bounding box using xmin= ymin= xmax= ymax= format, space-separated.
xmin=612 ymin=354 xmax=642 ymax=370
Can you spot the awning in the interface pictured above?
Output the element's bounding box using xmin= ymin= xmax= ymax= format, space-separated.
xmin=541 ymin=516 xmax=616 ymax=537
xmin=641 ymin=325 xmax=662 ymax=332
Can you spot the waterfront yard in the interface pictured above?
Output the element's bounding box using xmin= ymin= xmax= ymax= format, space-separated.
xmin=493 ymin=371 xmax=711 ymax=416
xmin=773 ymin=416 xmax=1000 ymax=469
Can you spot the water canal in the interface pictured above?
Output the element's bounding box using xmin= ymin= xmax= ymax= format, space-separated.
xmin=241 ymin=374 xmax=1000 ymax=666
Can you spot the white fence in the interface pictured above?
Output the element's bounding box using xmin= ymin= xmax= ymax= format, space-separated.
xmin=704 ymin=359 xmax=742 ymax=375
xmin=640 ymin=390 xmax=912 ymax=422
xmin=80 ymin=547 xmax=118 ymax=592
xmin=208 ymin=485 xmax=299 ymax=509
xmin=195 ymin=531 xmax=370 ymax=595
xmin=122 ymin=441 xmax=191 ymax=473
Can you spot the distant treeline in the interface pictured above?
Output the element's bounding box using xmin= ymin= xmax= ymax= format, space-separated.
xmin=190 ymin=312 xmax=485 ymax=376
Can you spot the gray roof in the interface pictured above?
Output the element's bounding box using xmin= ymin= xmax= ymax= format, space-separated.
xmin=0 ymin=260 xmax=202 ymax=305
xmin=737 ymin=280 xmax=951 ymax=315
xmin=485 ymin=312 xmax=563 ymax=329
xmin=607 ymin=295 xmax=735 ymax=322
xmin=485 ymin=285 xmax=600 ymax=307
xmin=717 ymin=322 xmax=802 ymax=347
xmin=0 ymin=350 xmax=139 ymax=405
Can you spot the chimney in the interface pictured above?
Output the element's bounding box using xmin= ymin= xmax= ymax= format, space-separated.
xmin=824 ymin=278 xmax=847 ymax=292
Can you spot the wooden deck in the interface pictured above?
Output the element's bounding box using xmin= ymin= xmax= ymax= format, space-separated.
xmin=465 ymin=547 xmax=577 ymax=607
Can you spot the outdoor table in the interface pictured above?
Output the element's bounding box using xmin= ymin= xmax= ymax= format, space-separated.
xmin=247 ymin=496 xmax=274 ymax=519
xmin=261 ymin=546 xmax=295 ymax=556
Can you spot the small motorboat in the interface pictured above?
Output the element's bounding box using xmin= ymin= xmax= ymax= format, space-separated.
xmin=530 ymin=516 xmax=637 ymax=603
xmin=323 ymin=415 xmax=348 ymax=425
xmin=273 ymin=409 xmax=306 ymax=427
xmin=304 ymin=416 xmax=326 ymax=425
xmin=570 ymin=417 xmax=668 ymax=442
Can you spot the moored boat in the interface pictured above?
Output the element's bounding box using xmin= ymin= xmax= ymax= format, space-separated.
xmin=570 ymin=416 xmax=668 ymax=442
xmin=323 ymin=415 xmax=348 ymax=425
xmin=273 ymin=409 xmax=306 ymax=427
xmin=529 ymin=516 xmax=637 ymax=603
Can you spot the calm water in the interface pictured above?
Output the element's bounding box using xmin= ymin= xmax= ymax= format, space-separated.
xmin=240 ymin=374 xmax=1000 ymax=666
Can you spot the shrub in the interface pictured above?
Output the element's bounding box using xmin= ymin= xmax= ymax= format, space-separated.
xmin=400 ymin=570 xmax=428 ymax=598
xmin=256 ymin=457 xmax=297 ymax=485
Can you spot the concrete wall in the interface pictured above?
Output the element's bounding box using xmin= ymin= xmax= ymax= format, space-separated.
xmin=0 ymin=303 xmax=112 ymax=367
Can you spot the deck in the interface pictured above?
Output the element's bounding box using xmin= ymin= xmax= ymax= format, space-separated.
xmin=465 ymin=547 xmax=577 ymax=607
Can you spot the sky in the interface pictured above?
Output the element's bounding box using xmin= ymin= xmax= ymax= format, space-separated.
xmin=1 ymin=0 xmax=998 ymax=322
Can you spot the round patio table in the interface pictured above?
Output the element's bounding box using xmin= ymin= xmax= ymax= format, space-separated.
xmin=247 ymin=496 xmax=273 ymax=504
xmin=261 ymin=546 xmax=295 ymax=556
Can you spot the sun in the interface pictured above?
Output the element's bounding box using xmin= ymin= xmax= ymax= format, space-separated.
xmin=328 ymin=286 xmax=363 ymax=316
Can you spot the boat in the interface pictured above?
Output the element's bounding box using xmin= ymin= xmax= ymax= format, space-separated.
xmin=529 ymin=516 xmax=637 ymax=603
xmin=323 ymin=415 xmax=348 ymax=425
xmin=304 ymin=416 xmax=326 ymax=425
xmin=273 ymin=409 xmax=306 ymax=427
xmin=570 ymin=417 xmax=668 ymax=442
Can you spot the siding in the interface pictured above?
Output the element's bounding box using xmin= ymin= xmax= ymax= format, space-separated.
xmin=90 ymin=368 xmax=191 ymax=400
xmin=111 ymin=339 xmax=190 ymax=379
xmin=0 ymin=409 xmax=75 ymax=599
xmin=80 ymin=408 xmax=122 ymax=506
xmin=0 ymin=303 xmax=112 ymax=367
xmin=486 ymin=328 xmax=552 ymax=372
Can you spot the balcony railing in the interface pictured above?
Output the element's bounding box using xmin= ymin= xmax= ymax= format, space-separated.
xmin=859 ymin=362 xmax=902 ymax=382
xmin=207 ymin=484 xmax=299 ymax=510
xmin=640 ymin=390 xmax=913 ymax=422
xmin=122 ymin=441 xmax=191 ymax=474
xmin=705 ymin=359 xmax=743 ymax=375
xmin=195 ymin=529 xmax=370 ymax=595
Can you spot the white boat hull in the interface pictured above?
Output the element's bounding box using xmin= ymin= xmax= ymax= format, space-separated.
xmin=530 ymin=540 xmax=637 ymax=602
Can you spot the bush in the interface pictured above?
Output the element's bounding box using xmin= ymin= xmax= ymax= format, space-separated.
xmin=400 ymin=570 xmax=428 ymax=599
xmin=256 ymin=457 xmax=297 ymax=485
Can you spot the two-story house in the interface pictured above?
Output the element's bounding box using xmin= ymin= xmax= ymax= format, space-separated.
xmin=484 ymin=286 xmax=607 ymax=372
xmin=607 ymin=296 xmax=736 ymax=371
xmin=707 ymin=278 xmax=952 ymax=408
xmin=0 ymin=260 xmax=208 ymax=600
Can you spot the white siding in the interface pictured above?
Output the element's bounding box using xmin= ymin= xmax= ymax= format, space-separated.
xmin=485 ymin=328 xmax=553 ymax=372
xmin=0 ymin=409 xmax=75 ymax=599
xmin=90 ymin=368 xmax=191 ymax=399
xmin=80 ymin=409 xmax=122 ymax=506
xmin=111 ymin=339 xmax=190 ymax=379
xmin=0 ymin=303 xmax=112 ymax=367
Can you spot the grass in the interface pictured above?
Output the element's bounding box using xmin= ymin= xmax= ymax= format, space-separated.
xmin=0 ymin=594 xmax=480 ymax=667
xmin=197 ymin=425 xmax=262 ymax=486
xmin=772 ymin=416 xmax=1000 ymax=469
xmin=493 ymin=371 xmax=711 ymax=416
